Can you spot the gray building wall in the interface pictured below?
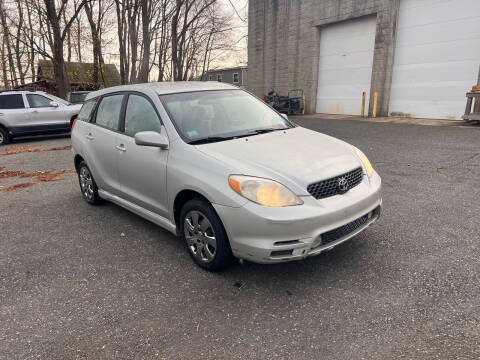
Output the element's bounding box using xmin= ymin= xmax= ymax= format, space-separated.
xmin=200 ymin=67 xmax=248 ymax=87
xmin=248 ymin=0 xmax=400 ymax=116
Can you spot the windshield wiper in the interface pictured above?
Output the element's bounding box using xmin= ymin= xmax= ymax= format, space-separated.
xmin=189 ymin=128 xmax=290 ymax=145
xmin=188 ymin=136 xmax=237 ymax=145
xmin=246 ymin=127 xmax=289 ymax=135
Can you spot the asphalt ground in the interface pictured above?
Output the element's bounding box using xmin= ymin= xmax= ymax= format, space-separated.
xmin=1 ymin=119 xmax=479 ymax=359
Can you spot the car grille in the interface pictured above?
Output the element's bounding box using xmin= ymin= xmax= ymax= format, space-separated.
xmin=321 ymin=207 xmax=380 ymax=245
xmin=307 ymin=167 xmax=363 ymax=199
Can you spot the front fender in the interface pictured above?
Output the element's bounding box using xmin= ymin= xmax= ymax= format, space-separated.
xmin=166 ymin=140 xmax=248 ymax=220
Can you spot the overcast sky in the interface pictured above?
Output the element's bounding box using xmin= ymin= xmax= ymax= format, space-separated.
xmin=217 ymin=0 xmax=249 ymax=68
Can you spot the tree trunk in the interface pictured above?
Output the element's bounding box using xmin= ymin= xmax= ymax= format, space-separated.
xmin=0 ymin=5 xmax=18 ymax=87
xmin=76 ymin=18 xmax=82 ymax=62
xmin=137 ymin=0 xmax=150 ymax=83
xmin=114 ymin=0 xmax=126 ymax=84
xmin=171 ymin=0 xmax=180 ymax=80
xmin=14 ymin=0 xmax=25 ymax=84
xmin=44 ymin=0 xmax=68 ymax=98
xmin=128 ymin=1 xmax=139 ymax=83
xmin=25 ymin=0 xmax=35 ymax=82
xmin=85 ymin=2 xmax=101 ymax=84
xmin=1 ymin=37 xmax=8 ymax=89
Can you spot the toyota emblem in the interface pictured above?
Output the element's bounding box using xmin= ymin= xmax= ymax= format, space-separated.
xmin=337 ymin=177 xmax=349 ymax=193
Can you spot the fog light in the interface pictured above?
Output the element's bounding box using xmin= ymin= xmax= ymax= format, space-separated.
xmin=270 ymin=250 xmax=293 ymax=257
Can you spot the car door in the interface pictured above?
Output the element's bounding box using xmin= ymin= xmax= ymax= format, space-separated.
xmin=25 ymin=93 xmax=67 ymax=130
xmin=86 ymin=93 xmax=125 ymax=194
xmin=0 ymin=94 xmax=29 ymax=133
xmin=116 ymin=93 xmax=169 ymax=218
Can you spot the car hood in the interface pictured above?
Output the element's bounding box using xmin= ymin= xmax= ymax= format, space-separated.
xmin=195 ymin=126 xmax=363 ymax=195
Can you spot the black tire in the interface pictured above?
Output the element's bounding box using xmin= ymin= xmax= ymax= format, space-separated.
xmin=77 ymin=161 xmax=101 ymax=204
xmin=179 ymin=198 xmax=235 ymax=271
xmin=0 ymin=126 xmax=10 ymax=145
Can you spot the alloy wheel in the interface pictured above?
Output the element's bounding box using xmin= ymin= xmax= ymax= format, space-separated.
xmin=184 ymin=210 xmax=217 ymax=263
xmin=79 ymin=166 xmax=94 ymax=201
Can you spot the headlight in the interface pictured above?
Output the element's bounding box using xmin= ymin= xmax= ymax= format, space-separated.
xmin=228 ymin=175 xmax=303 ymax=207
xmin=354 ymin=147 xmax=374 ymax=178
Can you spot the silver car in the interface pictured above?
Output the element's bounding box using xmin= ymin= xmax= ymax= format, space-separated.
xmin=71 ymin=82 xmax=382 ymax=271
xmin=0 ymin=91 xmax=82 ymax=145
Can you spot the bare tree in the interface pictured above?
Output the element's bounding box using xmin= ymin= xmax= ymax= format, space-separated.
xmin=171 ymin=0 xmax=216 ymax=81
xmin=0 ymin=0 xmax=240 ymax=90
xmin=0 ymin=0 xmax=19 ymax=87
xmin=43 ymin=0 xmax=89 ymax=98
xmin=85 ymin=0 xmax=112 ymax=85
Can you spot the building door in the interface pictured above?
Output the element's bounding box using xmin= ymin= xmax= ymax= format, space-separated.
xmin=389 ymin=0 xmax=480 ymax=119
xmin=316 ymin=16 xmax=377 ymax=115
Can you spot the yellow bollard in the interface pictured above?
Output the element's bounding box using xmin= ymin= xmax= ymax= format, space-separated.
xmin=373 ymin=92 xmax=378 ymax=118
xmin=361 ymin=92 xmax=366 ymax=117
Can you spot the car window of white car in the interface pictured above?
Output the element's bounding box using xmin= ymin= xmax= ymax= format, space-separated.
xmin=124 ymin=94 xmax=162 ymax=137
xmin=27 ymin=94 xmax=54 ymax=108
xmin=95 ymin=94 xmax=123 ymax=131
xmin=0 ymin=94 xmax=25 ymax=109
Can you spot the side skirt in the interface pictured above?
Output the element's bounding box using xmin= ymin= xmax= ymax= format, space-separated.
xmin=98 ymin=189 xmax=178 ymax=236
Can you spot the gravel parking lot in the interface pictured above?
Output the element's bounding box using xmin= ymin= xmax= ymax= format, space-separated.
xmin=1 ymin=118 xmax=479 ymax=359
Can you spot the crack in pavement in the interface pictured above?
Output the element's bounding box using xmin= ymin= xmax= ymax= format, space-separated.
xmin=436 ymin=153 xmax=480 ymax=178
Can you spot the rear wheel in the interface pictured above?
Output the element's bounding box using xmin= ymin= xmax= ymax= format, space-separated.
xmin=0 ymin=126 xmax=10 ymax=145
xmin=180 ymin=198 xmax=235 ymax=271
xmin=78 ymin=161 xmax=101 ymax=204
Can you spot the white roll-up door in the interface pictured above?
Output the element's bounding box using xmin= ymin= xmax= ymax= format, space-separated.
xmin=389 ymin=0 xmax=480 ymax=119
xmin=316 ymin=16 xmax=377 ymax=115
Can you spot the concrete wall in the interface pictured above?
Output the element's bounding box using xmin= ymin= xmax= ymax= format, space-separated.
xmin=248 ymin=0 xmax=400 ymax=116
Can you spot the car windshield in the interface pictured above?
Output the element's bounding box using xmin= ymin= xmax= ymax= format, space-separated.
xmin=70 ymin=93 xmax=88 ymax=103
xmin=48 ymin=94 xmax=71 ymax=106
xmin=160 ymin=90 xmax=293 ymax=143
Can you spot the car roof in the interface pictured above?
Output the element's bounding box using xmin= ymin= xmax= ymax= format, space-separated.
xmin=85 ymin=81 xmax=238 ymax=100
xmin=0 ymin=90 xmax=46 ymax=95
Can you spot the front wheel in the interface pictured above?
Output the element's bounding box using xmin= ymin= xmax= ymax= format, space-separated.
xmin=78 ymin=161 xmax=101 ymax=204
xmin=0 ymin=126 xmax=10 ymax=145
xmin=180 ymin=198 xmax=235 ymax=271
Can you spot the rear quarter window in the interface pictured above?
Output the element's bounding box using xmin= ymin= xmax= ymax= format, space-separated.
xmin=77 ymin=99 xmax=98 ymax=122
xmin=0 ymin=94 xmax=25 ymax=109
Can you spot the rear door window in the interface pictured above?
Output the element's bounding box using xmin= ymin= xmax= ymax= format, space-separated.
xmin=0 ymin=94 xmax=25 ymax=109
xmin=94 ymin=94 xmax=124 ymax=131
xmin=27 ymin=94 xmax=53 ymax=108
xmin=78 ymin=99 xmax=97 ymax=122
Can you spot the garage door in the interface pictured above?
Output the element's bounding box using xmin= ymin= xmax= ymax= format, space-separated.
xmin=389 ymin=0 xmax=480 ymax=119
xmin=316 ymin=16 xmax=377 ymax=115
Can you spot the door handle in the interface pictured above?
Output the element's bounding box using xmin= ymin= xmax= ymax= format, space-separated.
xmin=86 ymin=133 xmax=94 ymax=140
xmin=115 ymin=144 xmax=126 ymax=152
xmin=32 ymin=110 xmax=38 ymax=113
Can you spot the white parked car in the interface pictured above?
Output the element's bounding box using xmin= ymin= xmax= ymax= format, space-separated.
xmin=0 ymin=91 xmax=82 ymax=145
xmin=72 ymin=82 xmax=382 ymax=271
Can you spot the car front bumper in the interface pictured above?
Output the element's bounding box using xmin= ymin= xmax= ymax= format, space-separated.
xmin=213 ymin=171 xmax=382 ymax=264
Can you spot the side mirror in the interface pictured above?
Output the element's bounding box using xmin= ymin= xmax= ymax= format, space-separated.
xmin=281 ymin=113 xmax=288 ymax=120
xmin=50 ymin=101 xmax=59 ymax=108
xmin=135 ymin=131 xmax=169 ymax=149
